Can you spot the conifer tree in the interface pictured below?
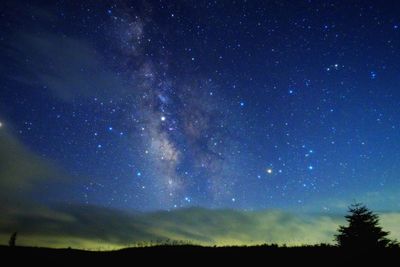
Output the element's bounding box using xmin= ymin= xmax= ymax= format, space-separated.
xmin=335 ymin=203 xmax=391 ymax=249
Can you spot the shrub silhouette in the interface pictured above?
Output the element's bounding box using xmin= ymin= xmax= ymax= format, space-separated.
xmin=9 ymin=232 xmax=17 ymax=247
xmin=335 ymin=203 xmax=391 ymax=249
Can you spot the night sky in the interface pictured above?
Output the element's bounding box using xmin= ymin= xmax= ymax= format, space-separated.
xmin=1 ymin=0 xmax=400 ymax=247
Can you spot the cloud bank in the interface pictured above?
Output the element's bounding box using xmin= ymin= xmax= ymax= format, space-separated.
xmin=1 ymin=204 xmax=400 ymax=250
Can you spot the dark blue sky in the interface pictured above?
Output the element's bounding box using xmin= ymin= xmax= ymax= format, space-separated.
xmin=1 ymin=0 xmax=400 ymax=212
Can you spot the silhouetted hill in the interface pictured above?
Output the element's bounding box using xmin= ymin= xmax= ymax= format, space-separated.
xmin=1 ymin=245 xmax=399 ymax=265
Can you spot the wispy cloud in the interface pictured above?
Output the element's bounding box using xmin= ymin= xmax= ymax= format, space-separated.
xmin=0 ymin=125 xmax=63 ymax=199
xmin=6 ymin=32 xmax=129 ymax=102
xmin=0 ymin=122 xmax=74 ymax=219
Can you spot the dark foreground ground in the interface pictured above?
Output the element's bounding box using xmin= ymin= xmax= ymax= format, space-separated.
xmin=1 ymin=245 xmax=399 ymax=265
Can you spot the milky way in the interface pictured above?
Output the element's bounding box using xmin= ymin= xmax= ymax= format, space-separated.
xmin=105 ymin=4 xmax=237 ymax=207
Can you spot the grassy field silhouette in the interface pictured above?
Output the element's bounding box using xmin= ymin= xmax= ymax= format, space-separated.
xmin=2 ymin=244 xmax=400 ymax=265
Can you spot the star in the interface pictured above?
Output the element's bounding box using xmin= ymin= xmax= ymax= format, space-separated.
xmin=161 ymin=116 xmax=166 ymax=121
xmin=266 ymin=168 xmax=273 ymax=174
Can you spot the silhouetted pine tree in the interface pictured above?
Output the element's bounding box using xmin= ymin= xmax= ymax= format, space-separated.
xmin=335 ymin=203 xmax=391 ymax=249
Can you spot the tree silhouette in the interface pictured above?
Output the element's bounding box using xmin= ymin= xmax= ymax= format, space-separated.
xmin=335 ymin=203 xmax=391 ymax=249
xmin=9 ymin=232 xmax=17 ymax=247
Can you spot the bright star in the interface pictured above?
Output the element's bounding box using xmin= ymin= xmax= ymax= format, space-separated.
xmin=161 ymin=116 xmax=166 ymax=121
xmin=267 ymin=168 xmax=273 ymax=174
